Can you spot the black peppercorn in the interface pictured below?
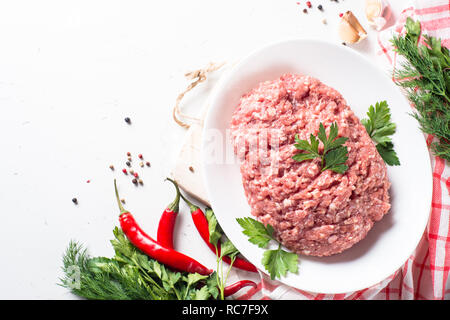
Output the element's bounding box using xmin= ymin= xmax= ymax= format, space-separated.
xmin=124 ymin=117 xmax=131 ymax=124
xmin=72 ymin=198 xmax=78 ymax=205
xmin=318 ymin=5 xmax=323 ymax=11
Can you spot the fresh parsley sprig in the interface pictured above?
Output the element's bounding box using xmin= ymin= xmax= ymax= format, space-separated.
xmin=206 ymin=208 xmax=239 ymax=300
xmin=60 ymin=227 xmax=218 ymax=300
xmin=292 ymin=122 xmax=349 ymax=174
xmin=236 ymin=217 xmax=298 ymax=280
xmin=361 ymin=101 xmax=400 ymax=166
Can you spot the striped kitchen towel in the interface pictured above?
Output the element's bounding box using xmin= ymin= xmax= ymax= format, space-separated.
xmin=228 ymin=0 xmax=450 ymax=300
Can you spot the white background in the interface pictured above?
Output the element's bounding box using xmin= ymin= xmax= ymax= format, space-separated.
xmin=0 ymin=0 xmax=407 ymax=299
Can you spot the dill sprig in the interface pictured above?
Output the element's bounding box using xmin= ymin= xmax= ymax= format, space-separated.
xmin=391 ymin=17 xmax=450 ymax=161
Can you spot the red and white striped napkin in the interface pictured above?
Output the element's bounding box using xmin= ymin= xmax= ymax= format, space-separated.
xmin=230 ymin=0 xmax=450 ymax=300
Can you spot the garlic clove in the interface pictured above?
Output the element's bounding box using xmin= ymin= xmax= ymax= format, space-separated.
xmin=338 ymin=11 xmax=368 ymax=44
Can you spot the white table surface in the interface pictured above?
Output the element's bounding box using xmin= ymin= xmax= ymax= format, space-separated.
xmin=0 ymin=0 xmax=408 ymax=299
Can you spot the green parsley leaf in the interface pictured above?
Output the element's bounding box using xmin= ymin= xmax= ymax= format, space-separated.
xmin=293 ymin=122 xmax=349 ymax=173
xmin=405 ymin=17 xmax=421 ymax=44
xmin=362 ymin=101 xmax=400 ymax=166
xmin=236 ymin=217 xmax=274 ymax=248
xmin=322 ymin=146 xmax=349 ymax=173
xmin=206 ymin=272 xmax=219 ymax=299
xmin=261 ymin=244 xmax=299 ymax=280
xmin=376 ymin=142 xmax=401 ymax=166
xmin=205 ymin=207 xmax=222 ymax=247
xmin=191 ymin=285 xmax=211 ymax=300
xmin=237 ymin=217 xmax=299 ymax=280
xmin=220 ymin=239 xmax=239 ymax=259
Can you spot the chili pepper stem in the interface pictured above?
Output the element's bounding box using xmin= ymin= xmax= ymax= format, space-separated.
xmin=113 ymin=179 xmax=127 ymax=215
xmin=178 ymin=190 xmax=199 ymax=213
xmin=165 ymin=178 xmax=181 ymax=212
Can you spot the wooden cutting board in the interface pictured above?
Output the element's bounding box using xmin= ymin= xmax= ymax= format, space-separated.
xmin=170 ymin=115 xmax=210 ymax=206
xmin=170 ymin=63 xmax=235 ymax=206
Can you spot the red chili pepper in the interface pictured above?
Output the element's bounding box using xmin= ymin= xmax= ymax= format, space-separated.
xmin=180 ymin=194 xmax=258 ymax=273
xmin=156 ymin=178 xmax=181 ymax=249
xmin=114 ymin=179 xmax=212 ymax=275
xmin=224 ymin=280 xmax=257 ymax=297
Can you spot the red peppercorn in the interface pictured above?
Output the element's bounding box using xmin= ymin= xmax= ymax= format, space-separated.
xmin=306 ymin=1 xmax=312 ymax=8
xmin=138 ymin=154 xmax=143 ymax=159
xmin=133 ymin=172 xmax=139 ymax=178
xmin=122 ymin=168 xmax=128 ymax=174
xmin=127 ymin=152 xmax=131 ymax=157
xmin=339 ymin=13 xmax=343 ymax=17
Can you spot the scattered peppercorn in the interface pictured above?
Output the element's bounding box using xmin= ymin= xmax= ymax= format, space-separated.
xmin=72 ymin=198 xmax=78 ymax=205
xmin=318 ymin=4 xmax=323 ymax=11
xmin=146 ymin=161 xmax=151 ymax=167
xmin=124 ymin=117 xmax=131 ymax=124
xmin=128 ymin=156 xmax=132 ymax=162
xmin=342 ymin=42 xmax=347 ymax=46
xmin=86 ymin=180 xmax=90 ymax=183
xmin=189 ymin=166 xmax=195 ymax=173
xmin=109 ymin=165 xmax=115 ymax=170
xmin=322 ymin=18 xmax=327 ymax=24
xmin=339 ymin=12 xmax=343 ymax=17
xmin=122 ymin=168 xmax=128 ymax=174
xmin=130 ymin=169 xmax=135 ymax=175
xmin=132 ymin=178 xmax=138 ymax=185
xmin=303 ymin=8 xmax=308 ymax=13
xmin=126 ymin=161 xmax=131 ymax=167
xmin=138 ymin=179 xmax=144 ymax=185
xmin=127 ymin=152 xmax=131 ymax=157
xmin=133 ymin=172 xmax=139 ymax=178
xmin=138 ymin=154 xmax=143 ymax=159
xmin=139 ymin=162 xmax=144 ymax=167
xmin=306 ymin=1 xmax=312 ymax=8
xmin=121 ymin=198 xmax=126 ymax=204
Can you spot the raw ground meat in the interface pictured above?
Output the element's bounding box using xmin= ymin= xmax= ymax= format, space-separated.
xmin=230 ymin=74 xmax=391 ymax=257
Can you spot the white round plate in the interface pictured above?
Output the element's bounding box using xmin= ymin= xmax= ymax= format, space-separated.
xmin=201 ymin=39 xmax=432 ymax=294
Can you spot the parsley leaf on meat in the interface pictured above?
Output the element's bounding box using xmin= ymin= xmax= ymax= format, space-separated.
xmin=361 ymin=101 xmax=400 ymax=166
xmin=236 ymin=217 xmax=298 ymax=280
xmin=322 ymin=147 xmax=349 ymax=173
xmin=293 ymin=122 xmax=349 ymax=173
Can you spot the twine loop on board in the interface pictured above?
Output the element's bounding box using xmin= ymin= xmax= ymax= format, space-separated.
xmin=172 ymin=62 xmax=226 ymax=129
